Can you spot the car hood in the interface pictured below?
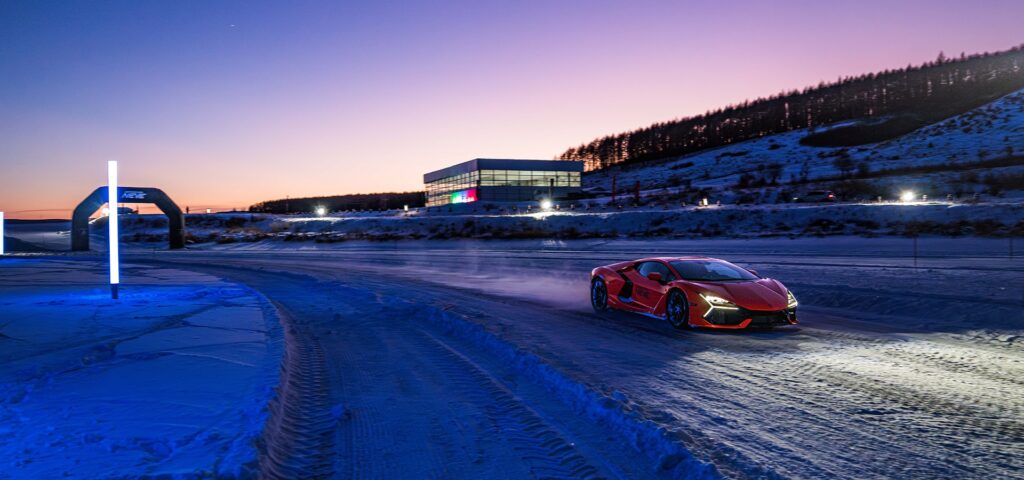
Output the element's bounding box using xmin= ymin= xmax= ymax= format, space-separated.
xmin=689 ymin=278 xmax=789 ymax=311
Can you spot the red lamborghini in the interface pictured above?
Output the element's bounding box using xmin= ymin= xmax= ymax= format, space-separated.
xmin=590 ymin=257 xmax=798 ymax=329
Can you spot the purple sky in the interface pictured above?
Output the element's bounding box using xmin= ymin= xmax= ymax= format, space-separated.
xmin=2 ymin=0 xmax=1023 ymax=218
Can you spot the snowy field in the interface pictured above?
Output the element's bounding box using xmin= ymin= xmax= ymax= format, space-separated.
xmin=0 ymin=258 xmax=282 ymax=478
xmin=1 ymin=234 xmax=1022 ymax=478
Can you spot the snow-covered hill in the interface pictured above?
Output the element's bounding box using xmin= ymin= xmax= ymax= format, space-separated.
xmin=584 ymin=88 xmax=1024 ymax=203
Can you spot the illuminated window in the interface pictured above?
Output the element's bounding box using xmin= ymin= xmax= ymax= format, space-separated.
xmin=425 ymin=165 xmax=581 ymax=206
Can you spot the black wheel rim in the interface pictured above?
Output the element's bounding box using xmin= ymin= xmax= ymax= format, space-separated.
xmin=592 ymin=280 xmax=607 ymax=309
xmin=668 ymin=293 xmax=687 ymax=327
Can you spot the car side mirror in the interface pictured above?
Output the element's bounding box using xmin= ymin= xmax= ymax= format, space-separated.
xmin=646 ymin=272 xmax=664 ymax=283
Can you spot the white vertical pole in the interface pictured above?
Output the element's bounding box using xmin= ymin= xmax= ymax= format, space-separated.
xmin=0 ymin=211 xmax=5 ymax=256
xmin=108 ymin=161 xmax=120 ymax=299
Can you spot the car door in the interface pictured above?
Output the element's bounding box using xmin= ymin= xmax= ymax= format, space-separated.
xmin=630 ymin=261 xmax=672 ymax=312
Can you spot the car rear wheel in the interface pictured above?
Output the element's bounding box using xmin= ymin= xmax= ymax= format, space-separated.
xmin=667 ymin=290 xmax=690 ymax=329
xmin=591 ymin=278 xmax=609 ymax=312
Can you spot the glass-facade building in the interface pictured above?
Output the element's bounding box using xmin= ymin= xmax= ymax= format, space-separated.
xmin=424 ymin=158 xmax=584 ymax=207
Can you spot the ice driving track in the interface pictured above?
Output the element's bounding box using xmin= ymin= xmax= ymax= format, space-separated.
xmin=155 ymin=260 xmax=655 ymax=480
xmin=137 ymin=244 xmax=1024 ymax=480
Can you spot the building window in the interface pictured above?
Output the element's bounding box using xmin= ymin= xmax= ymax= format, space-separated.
xmin=425 ymin=168 xmax=581 ymax=207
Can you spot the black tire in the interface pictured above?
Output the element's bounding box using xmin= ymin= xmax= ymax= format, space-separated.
xmin=591 ymin=278 xmax=609 ymax=312
xmin=666 ymin=290 xmax=691 ymax=330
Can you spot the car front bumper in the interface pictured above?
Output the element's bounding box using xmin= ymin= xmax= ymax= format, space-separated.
xmin=699 ymin=306 xmax=798 ymax=328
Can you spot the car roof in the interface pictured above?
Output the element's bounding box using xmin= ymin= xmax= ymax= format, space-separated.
xmin=638 ymin=256 xmax=720 ymax=263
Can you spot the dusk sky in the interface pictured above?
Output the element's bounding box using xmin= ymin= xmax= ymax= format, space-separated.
xmin=2 ymin=0 xmax=1023 ymax=219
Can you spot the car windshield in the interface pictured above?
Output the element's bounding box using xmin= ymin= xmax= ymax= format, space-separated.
xmin=669 ymin=260 xmax=758 ymax=282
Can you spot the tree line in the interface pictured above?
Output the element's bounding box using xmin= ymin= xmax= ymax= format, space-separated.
xmin=249 ymin=191 xmax=426 ymax=213
xmin=558 ymin=45 xmax=1024 ymax=170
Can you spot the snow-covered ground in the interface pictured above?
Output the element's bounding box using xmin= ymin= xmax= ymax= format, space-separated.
xmin=1 ymin=233 xmax=1021 ymax=478
xmin=125 ymin=236 xmax=1021 ymax=479
xmin=0 ymin=257 xmax=282 ymax=478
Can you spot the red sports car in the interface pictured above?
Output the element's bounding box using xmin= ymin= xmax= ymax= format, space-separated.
xmin=590 ymin=257 xmax=798 ymax=329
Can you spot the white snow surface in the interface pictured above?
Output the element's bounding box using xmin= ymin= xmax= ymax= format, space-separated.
xmin=0 ymin=258 xmax=282 ymax=478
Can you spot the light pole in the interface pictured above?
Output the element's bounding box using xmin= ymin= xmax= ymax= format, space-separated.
xmin=0 ymin=211 xmax=5 ymax=256
xmin=108 ymin=161 xmax=120 ymax=299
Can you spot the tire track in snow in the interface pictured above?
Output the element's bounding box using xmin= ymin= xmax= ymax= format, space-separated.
xmin=156 ymin=259 xmax=666 ymax=479
xmin=257 ymin=305 xmax=336 ymax=479
xmin=418 ymin=329 xmax=605 ymax=480
xmin=671 ymin=332 xmax=1024 ymax=478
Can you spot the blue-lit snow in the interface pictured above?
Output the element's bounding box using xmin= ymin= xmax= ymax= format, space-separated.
xmin=0 ymin=259 xmax=281 ymax=478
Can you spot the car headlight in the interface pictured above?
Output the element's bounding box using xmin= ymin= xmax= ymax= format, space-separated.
xmin=701 ymin=294 xmax=736 ymax=307
xmin=700 ymin=293 xmax=739 ymax=318
xmin=787 ymin=290 xmax=798 ymax=309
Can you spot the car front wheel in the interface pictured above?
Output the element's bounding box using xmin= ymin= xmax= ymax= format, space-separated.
xmin=667 ymin=290 xmax=690 ymax=329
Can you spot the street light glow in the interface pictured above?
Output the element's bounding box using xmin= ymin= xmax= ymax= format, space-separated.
xmin=315 ymin=206 xmax=327 ymax=217
xmin=900 ymin=190 xmax=916 ymax=203
xmin=540 ymin=199 xmax=554 ymax=210
xmin=108 ymin=161 xmax=120 ymax=299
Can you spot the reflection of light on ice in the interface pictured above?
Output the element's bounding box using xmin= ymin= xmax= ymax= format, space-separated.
xmin=283 ymin=216 xmax=343 ymax=223
xmin=526 ymin=211 xmax=581 ymax=220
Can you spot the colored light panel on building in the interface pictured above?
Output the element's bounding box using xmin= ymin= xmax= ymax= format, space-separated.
xmin=450 ymin=188 xmax=477 ymax=204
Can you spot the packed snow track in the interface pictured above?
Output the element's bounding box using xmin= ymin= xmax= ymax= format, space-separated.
xmin=127 ymin=238 xmax=1021 ymax=479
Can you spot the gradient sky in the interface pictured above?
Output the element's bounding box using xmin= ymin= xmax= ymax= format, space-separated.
xmin=2 ymin=0 xmax=1023 ymax=218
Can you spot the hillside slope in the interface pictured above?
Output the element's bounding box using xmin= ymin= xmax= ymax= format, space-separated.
xmin=584 ymin=87 xmax=1024 ymax=203
xmin=561 ymin=46 xmax=1024 ymax=169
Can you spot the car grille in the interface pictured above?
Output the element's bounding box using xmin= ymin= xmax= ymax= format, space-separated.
xmin=706 ymin=307 xmax=796 ymax=326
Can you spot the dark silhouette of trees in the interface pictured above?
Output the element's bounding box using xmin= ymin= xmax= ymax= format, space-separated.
xmin=249 ymin=191 xmax=425 ymax=213
xmin=559 ymin=45 xmax=1024 ymax=171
